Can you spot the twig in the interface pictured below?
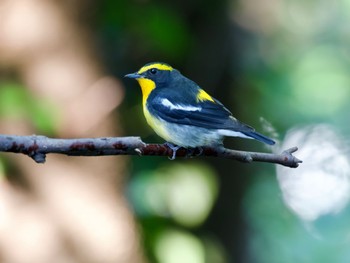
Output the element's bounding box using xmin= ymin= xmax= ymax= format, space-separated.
xmin=0 ymin=134 xmax=302 ymax=168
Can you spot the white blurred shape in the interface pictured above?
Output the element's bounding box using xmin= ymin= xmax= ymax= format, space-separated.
xmin=277 ymin=124 xmax=350 ymax=221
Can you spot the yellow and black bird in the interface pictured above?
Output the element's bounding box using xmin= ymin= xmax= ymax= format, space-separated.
xmin=125 ymin=62 xmax=275 ymax=158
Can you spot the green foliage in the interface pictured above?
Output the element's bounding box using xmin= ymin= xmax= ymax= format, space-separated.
xmin=99 ymin=1 xmax=191 ymax=61
xmin=0 ymin=81 xmax=58 ymax=134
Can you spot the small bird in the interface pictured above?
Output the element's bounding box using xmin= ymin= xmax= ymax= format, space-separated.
xmin=125 ymin=62 xmax=275 ymax=158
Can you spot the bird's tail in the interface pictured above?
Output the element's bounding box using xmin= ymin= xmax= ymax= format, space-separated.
xmin=243 ymin=131 xmax=275 ymax=145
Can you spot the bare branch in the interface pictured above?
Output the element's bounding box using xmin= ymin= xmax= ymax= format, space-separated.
xmin=0 ymin=134 xmax=302 ymax=168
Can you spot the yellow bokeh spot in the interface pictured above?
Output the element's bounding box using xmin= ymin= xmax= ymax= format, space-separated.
xmin=155 ymin=229 xmax=205 ymax=263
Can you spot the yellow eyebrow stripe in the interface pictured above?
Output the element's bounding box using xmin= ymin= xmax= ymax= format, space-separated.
xmin=197 ymin=89 xmax=215 ymax=102
xmin=138 ymin=63 xmax=173 ymax=74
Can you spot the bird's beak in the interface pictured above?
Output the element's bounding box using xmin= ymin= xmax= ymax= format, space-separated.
xmin=124 ymin=72 xmax=142 ymax=79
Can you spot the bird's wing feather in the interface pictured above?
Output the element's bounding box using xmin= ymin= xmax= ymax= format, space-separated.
xmin=148 ymin=97 xmax=275 ymax=145
xmin=148 ymin=94 xmax=254 ymax=132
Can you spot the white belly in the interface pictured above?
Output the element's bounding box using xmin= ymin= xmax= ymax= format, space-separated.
xmin=143 ymin=106 xmax=223 ymax=147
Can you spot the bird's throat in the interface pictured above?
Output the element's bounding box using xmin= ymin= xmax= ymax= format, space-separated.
xmin=137 ymin=78 xmax=156 ymax=107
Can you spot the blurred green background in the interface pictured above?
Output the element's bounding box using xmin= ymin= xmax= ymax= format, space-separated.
xmin=1 ymin=0 xmax=350 ymax=262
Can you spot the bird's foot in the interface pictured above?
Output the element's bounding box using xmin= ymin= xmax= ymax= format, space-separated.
xmin=196 ymin=147 xmax=204 ymax=156
xmin=185 ymin=147 xmax=203 ymax=158
xmin=164 ymin=142 xmax=181 ymax=160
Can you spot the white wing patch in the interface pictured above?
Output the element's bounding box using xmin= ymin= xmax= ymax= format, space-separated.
xmin=161 ymin=98 xmax=201 ymax=112
xmin=217 ymin=129 xmax=253 ymax=139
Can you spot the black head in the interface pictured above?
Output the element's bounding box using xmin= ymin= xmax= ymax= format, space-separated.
xmin=125 ymin=62 xmax=176 ymax=86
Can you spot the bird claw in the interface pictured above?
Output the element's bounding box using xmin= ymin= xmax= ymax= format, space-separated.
xmin=185 ymin=147 xmax=203 ymax=158
xmin=164 ymin=142 xmax=181 ymax=160
xmin=196 ymin=147 xmax=203 ymax=156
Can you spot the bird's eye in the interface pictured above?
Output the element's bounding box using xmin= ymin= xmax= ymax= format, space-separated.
xmin=150 ymin=68 xmax=157 ymax=74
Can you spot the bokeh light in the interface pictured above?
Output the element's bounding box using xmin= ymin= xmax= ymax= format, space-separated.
xmin=277 ymin=124 xmax=350 ymax=221
xmin=155 ymin=229 xmax=205 ymax=263
xmin=290 ymin=47 xmax=350 ymax=118
xmin=129 ymin=162 xmax=218 ymax=228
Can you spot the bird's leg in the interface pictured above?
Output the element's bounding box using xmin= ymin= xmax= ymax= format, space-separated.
xmin=164 ymin=142 xmax=181 ymax=160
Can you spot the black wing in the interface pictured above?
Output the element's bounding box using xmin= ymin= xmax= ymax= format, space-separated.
xmin=147 ymin=93 xmax=253 ymax=132
xmin=147 ymin=75 xmax=275 ymax=145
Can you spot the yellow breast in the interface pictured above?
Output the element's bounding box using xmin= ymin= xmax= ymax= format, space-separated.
xmin=137 ymin=78 xmax=172 ymax=141
xmin=143 ymin=104 xmax=172 ymax=142
xmin=137 ymin=78 xmax=156 ymax=107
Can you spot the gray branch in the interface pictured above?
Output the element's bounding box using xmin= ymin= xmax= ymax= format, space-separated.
xmin=0 ymin=134 xmax=302 ymax=168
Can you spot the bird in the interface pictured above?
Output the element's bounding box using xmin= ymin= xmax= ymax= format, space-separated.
xmin=125 ymin=62 xmax=275 ymax=159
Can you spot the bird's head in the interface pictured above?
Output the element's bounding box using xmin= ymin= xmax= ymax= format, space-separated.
xmin=125 ymin=62 xmax=175 ymax=86
xmin=125 ymin=62 xmax=176 ymax=104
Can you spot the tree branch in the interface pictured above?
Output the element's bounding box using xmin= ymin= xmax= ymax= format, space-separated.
xmin=0 ymin=134 xmax=302 ymax=168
